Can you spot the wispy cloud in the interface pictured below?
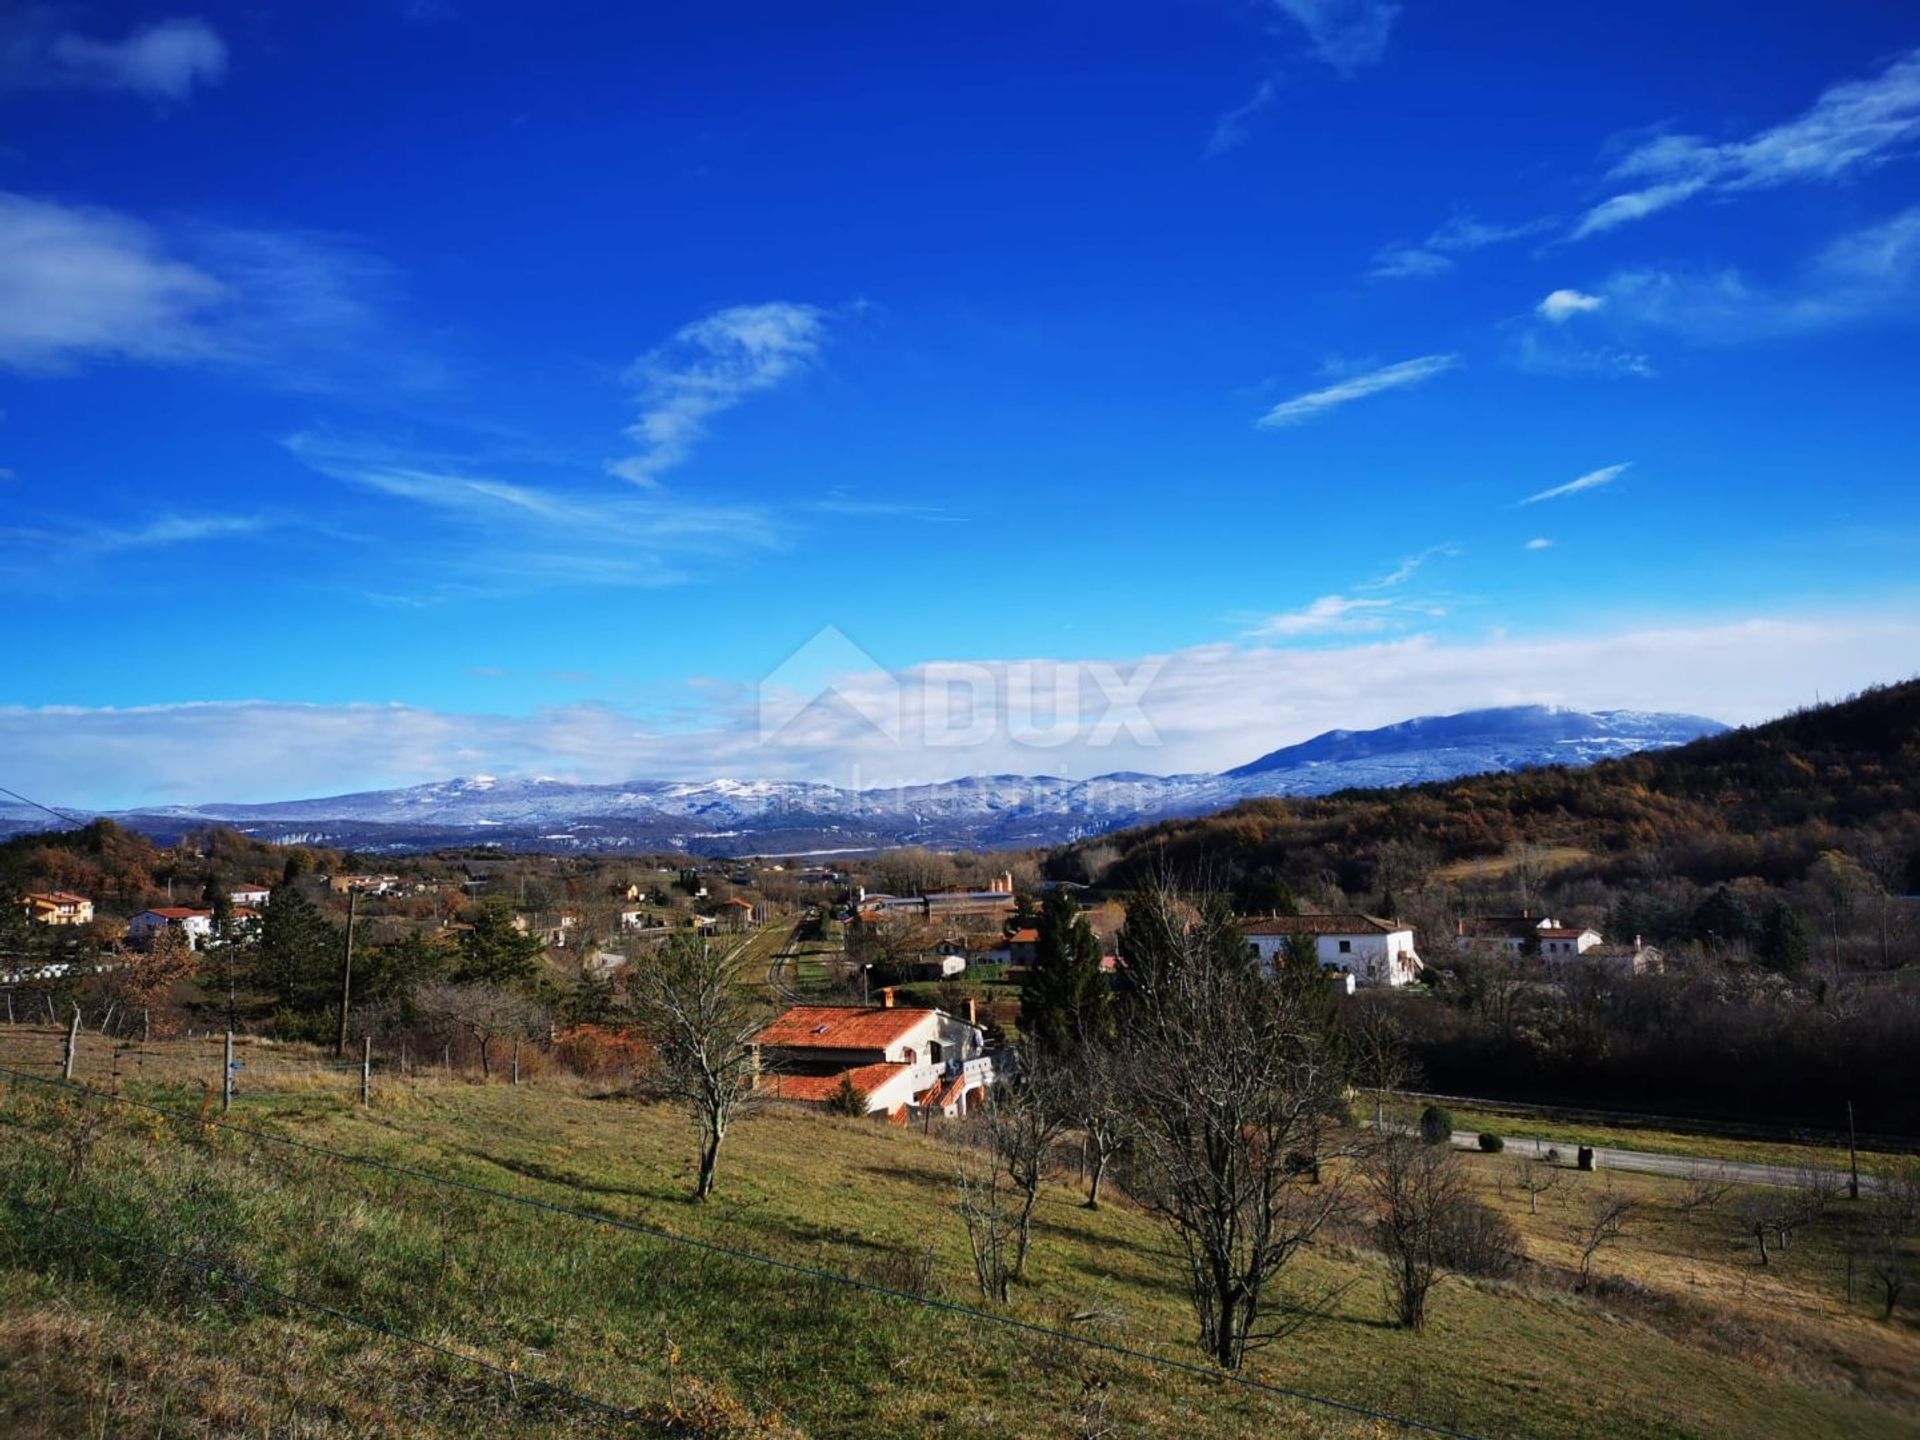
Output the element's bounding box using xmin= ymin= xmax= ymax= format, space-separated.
xmin=1370 ymin=213 xmax=1549 ymax=281
xmin=0 ymin=192 xmax=433 ymax=390
xmin=1257 ymin=353 xmax=1458 ymax=428
xmin=1266 ymin=0 xmax=1402 ymax=74
xmin=1525 ymin=537 xmax=1554 ymax=551
xmin=1587 ymin=205 xmax=1920 ymax=344
xmin=1248 ymin=594 xmax=1394 ymax=638
xmin=1573 ymin=48 xmax=1920 ymax=239
xmin=1537 ymin=288 xmax=1605 ymax=322
xmin=1522 ymin=462 xmax=1630 ymax=505
xmin=0 ymin=192 xmax=227 ymax=374
xmin=284 ymin=430 xmax=787 ymax=596
xmin=1359 ymin=543 xmax=1458 ymax=591
xmin=1206 ymin=78 xmax=1280 ymax=157
xmin=47 ymin=17 xmax=225 ymax=99
xmin=610 ymin=302 xmax=827 ymax=486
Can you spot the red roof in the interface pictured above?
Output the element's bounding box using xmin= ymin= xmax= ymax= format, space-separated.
xmin=1538 ymin=927 xmax=1593 ymax=939
xmin=1008 ymin=928 xmax=1039 ymax=944
xmin=756 ymin=1006 xmax=935 ymax=1052
xmin=28 ymin=891 xmax=90 ymax=904
xmin=764 ymin=1061 xmax=906 ymax=1103
xmin=722 ymin=897 xmax=755 ymax=909
xmin=144 ymin=907 xmax=208 ymax=920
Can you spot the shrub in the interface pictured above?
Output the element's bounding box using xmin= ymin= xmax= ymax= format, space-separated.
xmin=825 ymin=1072 xmax=871 ymax=1118
xmin=1546 ymin=1146 xmax=1563 ymax=1164
xmin=1477 ymin=1132 xmax=1504 ymax=1153
xmin=1435 ymin=1195 xmax=1525 ymax=1279
xmin=1418 ymin=1105 xmax=1454 ymax=1145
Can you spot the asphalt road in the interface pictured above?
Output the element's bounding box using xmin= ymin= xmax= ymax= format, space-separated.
xmin=1455 ymin=1130 xmax=1882 ymax=1195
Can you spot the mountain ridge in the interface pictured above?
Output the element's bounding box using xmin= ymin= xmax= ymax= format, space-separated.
xmin=2 ymin=704 xmax=1726 ymax=855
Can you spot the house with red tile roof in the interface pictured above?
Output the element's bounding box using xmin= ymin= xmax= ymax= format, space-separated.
xmin=1456 ymin=913 xmax=1603 ymax=958
xmin=22 ymin=891 xmax=93 ymax=926
xmin=756 ymin=994 xmax=993 ymax=1121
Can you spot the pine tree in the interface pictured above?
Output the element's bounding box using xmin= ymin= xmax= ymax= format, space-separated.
xmin=456 ymin=901 xmax=546 ymax=987
xmin=1021 ymin=889 xmax=1112 ymax=1055
xmin=1758 ymin=899 xmax=1811 ymax=975
xmin=251 ymin=886 xmax=341 ymax=1013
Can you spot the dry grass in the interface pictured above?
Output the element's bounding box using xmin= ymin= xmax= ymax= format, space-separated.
xmin=1 ymin=1033 xmax=1916 ymax=1439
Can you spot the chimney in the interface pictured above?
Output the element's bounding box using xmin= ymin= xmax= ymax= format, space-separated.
xmin=965 ymin=997 xmax=978 ymax=1027
xmin=881 ymin=986 xmax=896 ymax=1009
xmin=1634 ymin=934 xmax=1642 ymax=949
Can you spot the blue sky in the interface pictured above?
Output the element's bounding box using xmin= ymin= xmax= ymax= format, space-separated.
xmin=5 ymin=1 xmax=1920 ymax=806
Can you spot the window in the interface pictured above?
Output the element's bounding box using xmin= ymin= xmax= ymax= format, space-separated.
xmin=1337 ymin=940 xmax=1352 ymax=954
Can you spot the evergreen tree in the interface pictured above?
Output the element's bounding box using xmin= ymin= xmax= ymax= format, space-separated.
xmin=1691 ymin=886 xmax=1757 ymax=949
xmin=251 ymin=886 xmax=341 ymax=1013
xmin=456 ymin=900 xmax=546 ymax=987
xmin=1757 ymin=899 xmax=1811 ymax=975
xmin=1021 ymin=889 xmax=1112 ymax=1054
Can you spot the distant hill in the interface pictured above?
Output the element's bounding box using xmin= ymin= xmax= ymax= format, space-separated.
xmin=4 ymin=705 xmax=1725 ymax=856
xmin=1071 ymin=680 xmax=1920 ymax=899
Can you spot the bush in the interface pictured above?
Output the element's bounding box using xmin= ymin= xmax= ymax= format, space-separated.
xmin=1477 ymin=1132 xmax=1505 ymax=1153
xmin=1434 ymin=1195 xmax=1525 ymax=1279
xmin=1545 ymin=1146 xmax=1563 ymax=1164
xmin=824 ymin=1072 xmax=871 ymax=1118
xmin=1418 ymin=1105 xmax=1454 ymax=1145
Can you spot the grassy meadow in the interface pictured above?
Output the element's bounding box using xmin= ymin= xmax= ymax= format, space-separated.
xmin=0 ymin=1031 xmax=1915 ymax=1439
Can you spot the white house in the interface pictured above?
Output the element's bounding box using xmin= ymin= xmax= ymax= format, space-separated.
xmin=229 ymin=884 xmax=272 ymax=908
xmin=1457 ymin=914 xmax=1605 ymax=959
xmin=127 ymin=906 xmax=259 ymax=951
xmin=755 ymin=994 xmax=993 ymax=1120
xmin=1242 ymin=914 xmax=1423 ymax=987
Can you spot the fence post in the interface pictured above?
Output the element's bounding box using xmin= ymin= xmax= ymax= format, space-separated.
xmin=511 ymin=1037 xmax=520 ymax=1086
xmin=223 ymin=1031 xmax=234 ymax=1112
xmin=63 ymin=1006 xmax=81 ymax=1081
xmin=362 ymin=1035 xmax=372 ymax=1106
xmin=444 ymin=1042 xmax=452 ymax=1078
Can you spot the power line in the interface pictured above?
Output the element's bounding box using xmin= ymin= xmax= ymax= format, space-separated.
xmin=0 ymin=1061 xmax=1489 ymax=1439
xmin=0 ymin=783 xmax=90 ymax=831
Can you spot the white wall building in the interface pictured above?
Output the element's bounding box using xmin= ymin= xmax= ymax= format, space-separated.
xmin=1242 ymin=915 xmax=1423 ymax=987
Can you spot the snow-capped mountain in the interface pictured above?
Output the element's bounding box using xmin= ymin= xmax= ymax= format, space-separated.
xmin=29 ymin=704 xmax=1726 ymax=855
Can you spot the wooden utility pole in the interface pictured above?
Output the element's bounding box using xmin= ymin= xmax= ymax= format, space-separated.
xmin=1847 ymin=1099 xmax=1860 ymax=1201
xmin=62 ymin=1006 xmax=81 ymax=1081
xmin=361 ymin=1035 xmax=372 ymax=1107
xmin=335 ymin=888 xmax=358 ymax=1058
xmin=511 ymin=1037 xmax=520 ymax=1085
xmin=223 ymin=1031 xmax=235 ymax=1112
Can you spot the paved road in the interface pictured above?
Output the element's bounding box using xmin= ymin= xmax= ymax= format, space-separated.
xmin=1453 ymin=1130 xmax=1881 ymax=1195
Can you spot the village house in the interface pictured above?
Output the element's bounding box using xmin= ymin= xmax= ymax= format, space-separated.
xmin=755 ymin=993 xmax=993 ymax=1122
xmin=127 ymin=906 xmax=259 ymax=951
xmin=1567 ymin=938 xmax=1665 ymax=975
xmin=1242 ymin=914 xmax=1424 ymax=987
xmin=328 ymin=873 xmax=402 ymax=896
xmin=22 ymin=891 xmax=93 ymax=926
xmin=1455 ymin=912 xmax=1601 ymax=957
xmin=719 ymin=896 xmax=760 ymax=931
xmin=229 ymin=884 xmax=272 ymax=908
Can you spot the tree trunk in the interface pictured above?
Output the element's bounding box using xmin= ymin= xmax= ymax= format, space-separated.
xmin=478 ymin=1037 xmax=492 ymax=1080
xmin=696 ymin=1126 xmax=722 ymax=1201
xmin=1085 ymin=1145 xmax=1106 ymax=1210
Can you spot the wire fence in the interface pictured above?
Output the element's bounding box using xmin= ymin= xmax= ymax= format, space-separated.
xmin=0 ymin=1049 xmax=1490 ymax=1439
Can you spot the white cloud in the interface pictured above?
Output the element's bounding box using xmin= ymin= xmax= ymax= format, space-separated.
xmin=48 ymin=17 xmax=225 ymax=98
xmin=1522 ymin=462 xmax=1630 ymax=505
xmin=610 ymin=302 xmax=827 ymax=486
xmin=1537 ymin=288 xmax=1605 ymax=322
xmin=1524 ymin=538 xmax=1554 ymax=551
xmin=1206 ymin=78 xmax=1279 ymax=156
xmin=1595 ymin=205 xmax=1920 ymax=342
xmin=283 ymin=429 xmax=787 ymax=595
xmin=1267 ymin=0 xmax=1402 ymax=73
xmin=1257 ymin=353 xmax=1458 ymax=428
xmin=1248 ymin=595 xmax=1394 ymax=638
xmin=1573 ymin=48 xmax=1920 ymax=238
xmin=1370 ymin=214 xmax=1549 ymax=281
xmin=0 ymin=192 xmax=428 ymax=387
xmin=0 ymin=192 xmax=226 ymax=373
xmin=10 ymin=613 xmax=1919 ymax=806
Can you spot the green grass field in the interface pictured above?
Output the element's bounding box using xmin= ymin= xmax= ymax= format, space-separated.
xmin=1 ymin=1036 xmax=1916 ymax=1439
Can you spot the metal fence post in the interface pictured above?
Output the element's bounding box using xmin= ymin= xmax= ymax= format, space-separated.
xmin=63 ymin=1006 xmax=81 ymax=1081
xmin=223 ymin=1031 xmax=235 ymax=1112
xmin=362 ymin=1035 xmax=372 ymax=1106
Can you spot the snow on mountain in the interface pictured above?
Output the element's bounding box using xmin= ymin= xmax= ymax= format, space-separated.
xmin=69 ymin=705 xmax=1727 ymax=854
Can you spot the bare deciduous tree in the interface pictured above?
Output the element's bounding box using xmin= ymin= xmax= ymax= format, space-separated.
xmin=416 ymin=981 xmax=548 ymax=1081
xmin=1347 ymin=1001 xmax=1420 ymax=1129
xmin=1118 ymin=886 xmax=1347 ymax=1369
xmin=1509 ymin=1153 xmax=1561 ymax=1217
xmin=1362 ymin=1130 xmax=1467 ymax=1331
xmin=1673 ymin=1165 xmax=1734 ymax=1223
xmin=1575 ymin=1191 xmax=1634 ymax=1291
xmin=953 ymin=1056 xmax=1066 ymax=1294
xmin=627 ymin=933 xmax=768 ymax=1202
xmin=1058 ymin=1039 xmax=1131 ymax=1210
